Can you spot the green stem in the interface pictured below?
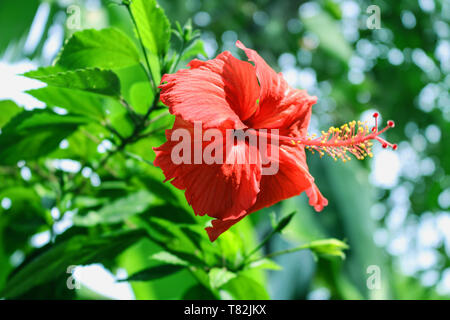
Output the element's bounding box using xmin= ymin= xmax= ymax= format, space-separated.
xmin=248 ymin=244 xmax=312 ymax=264
xmin=119 ymin=97 xmax=141 ymax=125
xmin=98 ymin=91 xmax=160 ymax=168
xmin=104 ymin=123 xmax=125 ymax=142
xmin=244 ymin=229 xmax=278 ymax=262
xmin=136 ymin=124 xmax=166 ymax=140
xmin=124 ymin=151 xmax=153 ymax=166
xmin=170 ymin=41 xmax=185 ymax=73
xmin=145 ymin=109 xmax=170 ymax=126
xmin=125 ymin=4 xmax=156 ymax=92
xmin=142 ymin=92 xmax=160 ymax=121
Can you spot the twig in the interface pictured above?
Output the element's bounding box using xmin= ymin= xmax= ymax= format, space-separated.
xmin=119 ymin=97 xmax=141 ymax=125
xmin=124 ymin=3 xmax=156 ymax=92
xmin=145 ymin=109 xmax=170 ymax=126
xmin=247 ymin=244 xmax=312 ymax=264
xmin=124 ymin=151 xmax=153 ymax=166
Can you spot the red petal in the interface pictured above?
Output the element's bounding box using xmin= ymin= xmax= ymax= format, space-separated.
xmin=248 ymin=143 xmax=316 ymax=213
xmin=205 ymin=216 xmax=245 ymax=242
xmin=305 ymin=183 xmax=328 ymax=212
xmin=153 ymin=118 xmax=262 ymax=221
xmin=235 ymin=41 xmax=317 ymax=130
xmin=159 ymin=51 xmax=260 ymax=129
xmin=205 ymin=145 xmax=328 ymax=242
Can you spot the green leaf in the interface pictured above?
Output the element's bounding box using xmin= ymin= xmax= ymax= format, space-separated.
xmin=273 ymin=211 xmax=297 ymax=233
xmin=24 ymin=67 xmax=121 ymax=97
xmin=73 ymin=190 xmax=154 ymax=226
xmin=26 ymin=86 xmax=108 ymax=120
xmin=56 ymin=28 xmax=140 ymax=69
xmin=0 ymin=110 xmax=90 ymax=165
xmin=119 ymin=265 xmax=184 ymax=282
xmin=73 ymin=196 xmax=109 ymax=210
xmin=1 ymin=229 xmax=145 ymax=298
xmin=0 ymin=0 xmax=39 ymax=53
xmin=181 ymin=39 xmax=208 ymax=61
xmin=150 ymin=251 xmax=189 ymax=266
xmin=137 ymin=175 xmax=179 ymax=205
xmin=302 ymin=11 xmax=352 ymax=63
xmin=322 ymin=161 xmax=391 ymax=298
xmin=113 ymin=64 xmax=153 ymax=115
xmin=220 ymin=275 xmax=270 ymax=300
xmin=108 ymin=106 xmax=135 ymax=137
xmin=0 ymin=187 xmax=47 ymax=255
xmin=23 ymin=65 xmax=65 ymax=76
xmin=216 ymin=229 xmax=246 ymax=268
xmin=0 ymin=100 xmax=21 ymax=128
xmin=307 ymin=238 xmax=349 ymax=259
xmin=182 ymin=284 xmax=217 ymax=299
xmin=129 ymin=81 xmax=154 ymax=114
xmin=248 ymin=258 xmax=282 ymax=271
xmin=132 ymin=216 xmax=206 ymax=267
xmin=141 ymin=204 xmax=196 ymax=225
xmin=324 ymin=0 xmax=343 ymax=19
xmin=48 ymin=122 xmax=106 ymax=161
xmin=130 ymin=0 xmax=171 ymax=57
xmin=208 ymin=268 xmax=236 ymax=289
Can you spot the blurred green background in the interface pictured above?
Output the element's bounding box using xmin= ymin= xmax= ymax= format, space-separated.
xmin=0 ymin=0 xmax=449 ymax=300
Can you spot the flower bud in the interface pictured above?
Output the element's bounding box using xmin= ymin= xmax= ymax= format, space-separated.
xmin=307 ymin=238 xmax=349 ymax=259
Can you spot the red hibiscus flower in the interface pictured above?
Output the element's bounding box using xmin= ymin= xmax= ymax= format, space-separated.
xmin=154 ymin=41 xmax=396 ymax=242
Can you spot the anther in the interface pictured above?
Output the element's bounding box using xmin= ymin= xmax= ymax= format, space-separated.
xmin=254 ymin=112 xmax=397 ymax=163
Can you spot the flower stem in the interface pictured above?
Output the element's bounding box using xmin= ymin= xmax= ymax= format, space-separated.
xmin=244 ymin=229 xmax=278 ymax=262
xmin=247 ymin=244 xmax=312 ymax=264
xmin=125 ymin=3 xmax=156 ymax=92
xmin=170 ymin=40 xmax=185 ymax=73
